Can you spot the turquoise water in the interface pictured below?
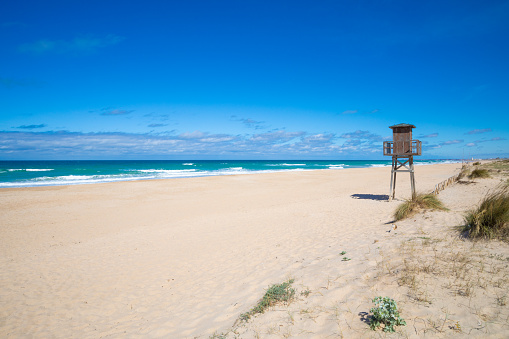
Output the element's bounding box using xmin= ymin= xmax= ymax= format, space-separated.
xmin=0 ymin=160 xmax=459 ymax=188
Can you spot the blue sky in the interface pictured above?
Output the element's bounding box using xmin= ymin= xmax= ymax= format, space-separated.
xmin=1 ymin=0 xmax=508 ymax=160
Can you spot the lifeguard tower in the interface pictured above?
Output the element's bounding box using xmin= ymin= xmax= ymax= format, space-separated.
xmin=383 ymin=124 xmax=422 ymax=200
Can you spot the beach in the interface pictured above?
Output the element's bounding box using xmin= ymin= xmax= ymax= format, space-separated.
xmin=1 ymin=162 xmax=508 ymax=338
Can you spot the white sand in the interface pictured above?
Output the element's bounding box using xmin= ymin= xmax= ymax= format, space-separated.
xmin=1 ymin=163 xmax=507 ymax=338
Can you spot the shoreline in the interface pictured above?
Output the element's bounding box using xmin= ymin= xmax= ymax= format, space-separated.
xmin=0 ymin=162 xmax=460 ymax=194
xmin=3 ymin=162 xmax=507 ymax=337
xmin=0 ymin=159 xmax=463 ymax=189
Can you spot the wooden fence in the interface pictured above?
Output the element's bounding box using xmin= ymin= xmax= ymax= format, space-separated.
xmin=430 ymin=174 xmax=460 ymax=195
xmin=430 ymin=163 xmax=471 ymax=195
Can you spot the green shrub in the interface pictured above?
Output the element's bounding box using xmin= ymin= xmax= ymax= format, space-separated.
xmin=469 ymin=168 xmax=490 ymax=179
xmin=473 ymin=161 xmax=481 ymax=166
xmin=464 ymin=187 xmax=509 ymax=240
xmin=239 ymin=279 xmax=295 ymax=322
xmin=394 ymin=194 xmax=448 ymax=221
xmin=370 ymin=296 xmax=406 ymax=332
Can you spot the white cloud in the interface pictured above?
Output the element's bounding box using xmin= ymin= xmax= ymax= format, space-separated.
xmin=101 ymin=109 xmax=134 ymax=116
xmin=19 ymin=34 xmax=125 ymax=54
xmin=0 ymin=129 xmax=346 ymax=158
xmin=231 ymin=116 xmax=266 ymax=129
xmin=441 ymin=139 xmax=463 ymax=145
xmin=466 ymin=128 xmax=492 ymax=135
xmin=341 ymin=110 xmax=358 ymax=114
xmin=0 ymin=77 xmax=44 ymax=88
xmin=420 ymin=133 xmax=438 ymax=138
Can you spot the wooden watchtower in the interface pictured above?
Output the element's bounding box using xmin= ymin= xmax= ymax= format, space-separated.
xmin=383 ymin=124 xmax=422 ymax=200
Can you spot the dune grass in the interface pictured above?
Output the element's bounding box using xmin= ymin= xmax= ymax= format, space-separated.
xmin=394 ymin=194 xmax=448 ymax=221
xmin=464 ymin=187 xmax=509 ymax=240
xmin=468 ymin=168 xmax=490 ymax=179
xmin=239 ymin=279 xmax=296 ymax=322
xmin=457 ymin=167 xmax=470 ymax=181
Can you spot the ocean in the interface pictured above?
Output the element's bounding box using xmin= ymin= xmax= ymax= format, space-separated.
xmin=0 ymin=160 xmax=459 ymax=188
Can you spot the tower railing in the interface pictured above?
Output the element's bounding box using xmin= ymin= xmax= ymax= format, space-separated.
xmin=383 ymin=140 xmax=422 ymax=156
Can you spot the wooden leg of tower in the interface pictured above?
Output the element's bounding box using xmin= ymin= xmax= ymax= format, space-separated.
xmin=410 ymin=157 xmax=416 ymax=199
xmin=392 ymin=171 xmax=397 ymax=200
xmin=389 ymin=157 xmax=395 ymax=201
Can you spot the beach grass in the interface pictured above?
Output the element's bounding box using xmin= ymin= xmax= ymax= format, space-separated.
xmin=484 ymin=159 xmax=509 ymax=172
xmin=239 ymin=279 xmax=296 ymax=322
xmin=464 ymin=187 xmax=509 ymax=240
xmin=457 ymin=166 xmax=471 ymax=181
xmin=394 ymin=193 xmax=448 ymax=221
xmin=468 ymin=168 xmax=490 ymax=179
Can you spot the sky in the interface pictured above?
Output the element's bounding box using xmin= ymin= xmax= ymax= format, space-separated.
xmin=1 ymin=0 xmax=508 ymax=160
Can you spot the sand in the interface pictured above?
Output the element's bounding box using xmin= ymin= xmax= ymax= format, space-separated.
xmin=1 ymin=162 xmax=508 ymax=338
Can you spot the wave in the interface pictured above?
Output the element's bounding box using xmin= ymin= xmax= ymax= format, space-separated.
xmin=7 ymin=168 xmax=54 ymax=172
xmin=2 ymin=160 xmax=462 ymax=188
xmin=138 ymin=169 xmax=196 ymax=173
xmin=265 ymin=163 xmax=307 ymax=167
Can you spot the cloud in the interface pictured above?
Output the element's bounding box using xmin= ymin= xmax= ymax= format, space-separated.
xmin=144 ymin=113 xmax=170 ymax=121
xmin=341 ymin=110 xmax=358 ymax=115
xmin=466 ymin=128 xmax=492 ymax=135
xmin=0 ymin=129 xmax=349 ymax=158
xmin=178 ymin=131 xmax=207 ymax=139
xmin=419 ymin=133 xmax=438 ymax=138
xmin=231 ymin=116 xmax=266 ymax=129
xmin=249 ymin=130 xmax=304 ymax=143
xmin=148 ymin=123 xmax=168 ymax=128
xmin=341 ymin=109 xmax=379 ymax=114
xmin=424 ymin=139 xmax=464 ymax=150
xmin=464 ymin=137 xmax=506 ymax=148
xmin=340 ymin=130 xmax=383 ymax=142
xmin=441 ymin=139 xmax=463 ymax=145
xmin=337 ymin=130 xmax=384 ymax=154
xmin=13 ymin=124 xmax=46 ymax=129
xmin=2 ymin=21 xmax=27 ymax=28
xmin=19 ymin=34 xmax=125 ymax=54
xmin=0 ymin=77 xmax=43 ymax=88
xmin=101 ymin=109 xmax=134 ymax=116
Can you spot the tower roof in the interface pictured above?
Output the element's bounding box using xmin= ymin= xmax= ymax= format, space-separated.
xmin=389 ymin=123 xmax=416 ymax=129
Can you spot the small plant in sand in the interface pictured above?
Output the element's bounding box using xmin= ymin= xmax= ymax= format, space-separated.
xmin=473 ymin=161 xmax=481 ymax=166
xmin=468 ymin=168 xmax=490 ymax=179
xmin=369 ymin=296 xmax=406 ymax=332
xmin=394 ymin=193 xmax=448 ymax=221
xmin=457 ymin=167 xmax=470 ymax=181
xmin=301 ymin=288 xmax=311 ymax=297
xmin=239 ymin=279 xmax=295 ymax=322
xmin=464 ymin=187 xmax=509 ymax=240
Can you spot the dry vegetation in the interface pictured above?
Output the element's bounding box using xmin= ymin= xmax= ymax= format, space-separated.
xmin=394 ymin=193 xmax=448 ymax=221
xmin=376 ymin=234 xmax=509 ymax=336
xmin=464 ymin=186 xmax=509 ymax=241
xmin=469 ymin=168 xmax=491 ymax=179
